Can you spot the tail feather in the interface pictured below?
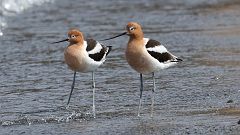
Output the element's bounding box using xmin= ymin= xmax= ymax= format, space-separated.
xmin=176 ymin=58 xmax=183 ymax=62
xmin=106 ymin=46 xmax=112 ymax=56
xmin=170 ymin=58 xmax=183 ymax=62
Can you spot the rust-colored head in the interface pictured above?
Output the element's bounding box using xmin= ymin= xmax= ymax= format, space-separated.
xmin=52 ymin=28 xmax=84 ymax=45
xmin=99 ymin=22 xmax=144 ymax=41
xmin=126 ymin=22 xmax=144 ymax=39
xmin=68 ymin=29 xmax=84 ymax=44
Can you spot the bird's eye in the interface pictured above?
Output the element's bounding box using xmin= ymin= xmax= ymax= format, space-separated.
xmin=129 ymin=27 xmax=135 ymax=31
xmin=71 ymin=35 xmax=76 ymax=38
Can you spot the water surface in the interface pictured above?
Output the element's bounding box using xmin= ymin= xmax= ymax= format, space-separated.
xmin=1 ymin=0 xmax=240 ymax=134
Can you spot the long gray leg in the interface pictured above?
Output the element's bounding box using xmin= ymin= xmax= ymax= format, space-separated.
xmin=92 ymin=71 xmax=96 ymax=118
xmin=151 ymin=72 xmax=155 ymax=117
xmin=67 ymin=71 xmax=76 ymax=107
xmin=138 ymin=73 xmax=143 ymax=117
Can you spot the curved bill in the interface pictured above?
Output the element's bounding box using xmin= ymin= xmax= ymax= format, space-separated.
xmin=51 ymin=38 xmax=69 ymax=44
xmin=99 ymin=32 xmax=127 ymax=41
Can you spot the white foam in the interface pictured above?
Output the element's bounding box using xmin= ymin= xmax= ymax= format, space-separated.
xmin=1 ymin=0 xmax=53 ymax=15
xmin=0 ymin=0 xmax=54 ymax=36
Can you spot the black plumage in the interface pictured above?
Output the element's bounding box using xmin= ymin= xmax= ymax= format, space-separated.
xmin=147 ymin=51 xmax=174 ymax=63
xmin=86 ymin=39 xmax=97 ymax=51
xmin=145 ymin=39 xmax=182 ymax=63
xmin=146 ymin=39 xmax=161 ymax=48
xmin=86 ymin=39 xmax=111 ymax=61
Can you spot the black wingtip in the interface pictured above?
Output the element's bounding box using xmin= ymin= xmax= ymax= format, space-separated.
xmin=106 ymin=46 xmax=112 ymax=56
xmin=170 ymin=58 xmax=183 ymax=62
xmin=176 ymin=58 xmax=183 ymax=62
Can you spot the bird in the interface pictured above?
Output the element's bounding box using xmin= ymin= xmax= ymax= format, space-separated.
xmin=101 ymin=22 xmax=182 ymax=117
xmin=52 ymin=29 xmax=112 ymax=118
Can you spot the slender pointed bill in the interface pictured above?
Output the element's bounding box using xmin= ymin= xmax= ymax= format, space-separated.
xmin=99 ymin=32 xmax=127 ymax=41
xmin=51 ymin=38 xmax=69 ymax=44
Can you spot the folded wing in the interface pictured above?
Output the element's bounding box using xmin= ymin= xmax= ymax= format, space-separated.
xmin=145 ymin=38 xmax=182 ymax=63
xmin=86 ymin=39 xmax=112 ymax=62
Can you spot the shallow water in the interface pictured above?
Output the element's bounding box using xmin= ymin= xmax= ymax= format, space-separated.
xmin=1 ymin=0 xmax=240 ymax=134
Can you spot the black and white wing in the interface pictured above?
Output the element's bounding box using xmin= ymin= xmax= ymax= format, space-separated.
xmin=145 ymin=38 xmax=182 ymax=63
xmin=86 ymin=39 xmax=112 ymax=61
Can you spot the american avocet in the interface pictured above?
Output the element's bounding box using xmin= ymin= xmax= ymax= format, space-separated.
xmin=102 ymin=22 xmax=182 ymax=117
xmin=52 ymin=29 xmax=112 ymax=118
